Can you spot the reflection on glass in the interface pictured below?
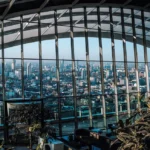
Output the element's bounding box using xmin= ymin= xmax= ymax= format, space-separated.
xmin=62 ymin=122 xmax=75 ymax=135
xmin=44 ymin=98 xmax=58 ymax=121
xmin=61 ymin=97 xmax=74 ymax=119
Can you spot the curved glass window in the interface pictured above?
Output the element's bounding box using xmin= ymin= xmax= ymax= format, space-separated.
xmin=0 ymin=6 xmax=150 ymax=136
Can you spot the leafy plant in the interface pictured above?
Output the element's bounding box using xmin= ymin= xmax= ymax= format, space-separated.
xmin=111 ymin=95 xmax=150 ymax=150
xmin=7 ymin=103 xmax=41 ymax=145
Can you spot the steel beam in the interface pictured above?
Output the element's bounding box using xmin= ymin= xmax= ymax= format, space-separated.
xmin=131 ymin=9 xmax=140 ymax=109
xmin=121 ymin=8 xmax=130 ymax=117
xmin=97 ymin=7 xmax=106 ymax=128
xmin=109 ymin=7 xmax=119 ymax=122
xmin=69 ymin=8 xmax=78 ymax=130
xmin=72 ymin=0 xmax=80 ymax=6
xmin=20 ymin=16 xmax=24 ymax=99
xmin=1 ymin=0 xmax=16 ymax=20
xmin=14 ymin=0 xmax=49 ymax=40
xmin=38 ymin=13 xmax=43 ymax=98
xmin=1 ymin=20 xmax=8 ymax=143
xmin=84 ymin=7 xmax=93 ymax=127
xmin=54 ymin=10 xmax=62 ymax=136
xmin=141 ymin=10 xmax=149 ymax=96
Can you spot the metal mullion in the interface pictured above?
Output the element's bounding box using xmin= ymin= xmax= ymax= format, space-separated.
xmin=109 ymin=7 xmax=119 ymax=122
xmin=1 ymin=20 xmax=8 ymax=143
xmin=97 ymin=7 xmax=106 ymax=128
xmin=131 ymin=9 xmax=140 ymax=109
xmin=38 ymin=13 xmax=44 ymax=128
xmin=1 ymin=21 xmax=5 ymax=102
xmin=70 ymin=8 xmax=78 ymax=130
xmin=121 ymin=8 xmax=130 ymax=117
xmin=20 ymin=15 xmax=24 ymax=99
xmin=38 ymin=13 xmax=43 ymax=98
xmin=84 ymin=7 xmax=93 ymax=127
xmin=54 ymin=10 xmax=62 ymax=136
xmin=141 ymin=10 xmax=149 ymax=97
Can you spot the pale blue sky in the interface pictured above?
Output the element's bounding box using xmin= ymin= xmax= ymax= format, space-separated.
xmin=3 ymin=38 xmax=149 ymax=62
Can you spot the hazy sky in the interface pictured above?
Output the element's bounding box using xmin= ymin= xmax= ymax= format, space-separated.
xmin=2 ymin=37 xmax=149 ymax=62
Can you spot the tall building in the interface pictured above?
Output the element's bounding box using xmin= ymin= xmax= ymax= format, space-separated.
xmin=11 ymin=59 xmax=16 ymax=72
xmin=81 ymin=69 xmax=86 ymax=79
xmin=27 ymin=63 xmax=32 ymax=77
xmin=60 ymin=59 xmax=64 ymax=72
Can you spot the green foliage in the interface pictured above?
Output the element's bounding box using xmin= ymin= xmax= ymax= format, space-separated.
xmin=36 ymin=144 xmax=42 ymax=150
xmin=112 ymin=96 xmax=150 ymax=150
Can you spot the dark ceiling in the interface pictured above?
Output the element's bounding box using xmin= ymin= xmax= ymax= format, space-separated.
xmin=0 ymin=0 xmax=150 ymax=19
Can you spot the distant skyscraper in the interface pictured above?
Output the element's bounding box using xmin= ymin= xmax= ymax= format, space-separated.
xmin=27 ymin=63 xmax=32 ymax=77
xmin=60 ymin=59 xmax=64 ymax=72
xmin=11 ymin=59 xmax=16 ymax=72
xmin=81 ymin=69 xmax=86 ymax=79
xmin=110 ymin=63 xmax=113 ymax=71
xmin=76 ymin=61 xmax=79 ymax=71
xmin=15 ymin=69 xmax=21 ymax=79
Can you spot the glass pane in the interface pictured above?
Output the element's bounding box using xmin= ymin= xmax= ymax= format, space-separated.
xmin=5 ymin=59 xmax=22 ymax=99
xmin=89 ymin=61 xmax=101 ymax=95
xmin=42 ymin=60 xmax=57 ymax=97
xmin=126 ymin=41 xmax=134 ymax=62
xmin=4 ymin=17 xmax=21 ymax=48
xmin=88 ymin=38 xmax=99 ymax=61
xmin=5 ymin=45 xmax=21 ymax=58
xmin=102 ymin=38 xmax=112 ymax=61
xmin=62 ymin=122 xmax=75 ymax=135
xmin=74 ymin=38 xmax=86 ymax=60
xmin=137 ymin=44 xmax=144 ymax=62
xmin=42 ymin=40 xmax=55 ymax=60
xmin=58 ymin=39 xmax=71 ymax=60
xmin=61 ymin=97 xmax=74 ymax=120
xmin=4 ymin=18 xmax=21 ymax=59
xmin=60 ymin=61 xmax=73 ymax=96
xmin=44 ymin=97 xmax=58 ymax=122
xmin=24 ymin=60 xmax=40 ymax=98
xmin=128 ymin=63 xmax=137 ymax=92
xmin=75 ymin=61 xmax=87 ymax=96
xmin=114 ymin=40 xmax=124 ymax=61
xmin=73 ymin=8 xmax=86 ymax=60
xmin=23 ymin=14 xmax=39 ymax=59
xmin=24 ymin=42 xmax=39 ymax=59
xmin=116 ymin=62 xmax=126 ymax=92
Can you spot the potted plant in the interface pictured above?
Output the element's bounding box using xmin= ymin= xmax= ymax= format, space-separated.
xmin=111 ymin=96 xmax=150 ymax=150
xmin=8 ymin=102 xmax=42 ymax=149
